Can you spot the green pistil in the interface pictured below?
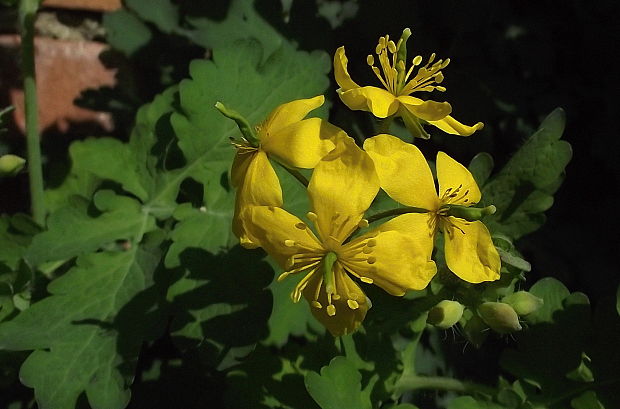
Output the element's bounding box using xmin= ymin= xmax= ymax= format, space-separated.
xmin=445 ymin=204 xmax=496 ymax=222
xmin=215 ymin=101 xmax=259 ymax=147
xmin=323 ymin=252 xmax=338 ymax=295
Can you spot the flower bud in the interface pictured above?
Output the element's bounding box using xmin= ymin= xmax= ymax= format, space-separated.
xmin=427 ymin=300 xmax=465 ymax=329
xmin=0 ymin=154 xmax=25 ymax=177
xmin=478 ymin=302 xmax=522 ymax=334
xmin=502 ymin=291 xmax=544 ymax=316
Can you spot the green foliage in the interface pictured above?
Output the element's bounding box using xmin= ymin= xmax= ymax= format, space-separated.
xmin=482 ymin=108 xmax=572 ymax=240
xmin=501 ymin=277 xmax=620 ymax=408
xmin=305 ymin=356 xmax=372 ymax=409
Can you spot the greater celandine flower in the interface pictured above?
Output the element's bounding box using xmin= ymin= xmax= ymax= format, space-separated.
xmin=226 ymin=95 xmax=344 ymax=248
xmin=244 ymin=137 xmax=436 ymax=336
xmin=334 ymin=28 xmax=483 ymax=139
xmin=364 ymin=134 xmax=500 ymax=283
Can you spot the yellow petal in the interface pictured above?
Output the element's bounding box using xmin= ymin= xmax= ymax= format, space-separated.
xmin=303 ymin=263 xmax=369 ymax=336
xmin=261 ymin=95 xmax=325 ymax=138
xmin=261 ymin=118 xmax=343 ymax=169
xmin=338 ymin=86 xmax=399 ymax=118
xmin=244 ymin=205 xmax=323 ymax=268
xmin=363 ymin=134 xmax=439 ymax=211
xmin=333 ymin=46 xmax=360 ymax=91
xmin=397 ymin=96 xmax=452 ymax=122
xmin=427 ymin=115 xmax=484 ymax=136
xmin=232 ymin=151 xmax=283 ymax=248
xmin=342 ymin=226 xmax=436 ymax=294
xmin=230 ymin=149 xmax=254 ymax=188
xmin=436 ymin=151 xmax=481 ymax=206
xmin=443 ymin=219 xmax=500 ymax=283
xmin=308 ymin=137 xmax=379 ymax=243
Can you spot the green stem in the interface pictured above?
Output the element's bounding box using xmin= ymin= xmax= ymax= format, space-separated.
xmin=273 ymin=158 xmax=309 ymax=187
xmin=367 ymin=206 xmax=427 ymax=224
xmin=376 ymin=115 xmax=394 ymax=134
xmin=19 ymin=0 xmax=45 ymax=225
xmin=395 ymin=375 xmax=495 ymax=396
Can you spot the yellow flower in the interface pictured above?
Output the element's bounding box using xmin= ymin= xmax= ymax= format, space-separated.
xmin=334 ymin=29 xmax=483 ymax=139
xmin=244 ymin=137 xmax=436 ymax=336
xmin=228 ymin=96 xmax=344 ymax=248
xmin=364 ymin=134 xmax=500 ymax=283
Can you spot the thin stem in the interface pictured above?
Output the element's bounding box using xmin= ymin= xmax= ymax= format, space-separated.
xmin=19 ymin=0 xmax=45 ymax=225
xmin=273 ymin=158 xmax=309 ymax=187
xmin=395 ymin=375 xmax=495 ymax=396
xmin=367 ymin=206 xmax=427 ymax=224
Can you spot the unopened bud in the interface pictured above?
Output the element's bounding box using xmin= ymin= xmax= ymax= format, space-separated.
xmin=502 ymin=291 xmax=544 ymax=316
xmin=0 ymin=154 xmax=25 ymax=177
xmin=427 ymin=300 xmax=464 ymax=329
xmin=447 ymin=204 xmax=496 ymax=222
xmin=478 ymin=302 xmax=522 ymax=334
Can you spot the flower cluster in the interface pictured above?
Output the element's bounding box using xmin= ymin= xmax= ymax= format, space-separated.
xmin=219 ymin=29 xmax=500 ymax=336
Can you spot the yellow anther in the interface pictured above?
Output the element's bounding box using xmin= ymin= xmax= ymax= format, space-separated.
xmin=366 ymin=239 xmax=377 ymax=247
xmin=437 ymin=86 xmax=446 ymax=92
xmin=412 ymin=55 xmax=423 ymax=66
xmin=366 ymin=55 xmax=375 ymax=65
xmin=363 ymin=247 xmax=373 ymax=254
xmin=428 ymin=52 xmax=436 ymax=64
xmin=358 ymin=219 xmax=369 ymax=228
xmin=367 ymin=256 xmax=376 ymax=265
xmin=435 ymin=72 xmax=444 ymax=83
xmin=295 ymin=222 xmax=306 ymax=230
xmin=311 ymin=301 xmax=322 ymax=309
xmin=284 ymin=239 xmax=295 ymax=247
xmin=387 ymin=40 xmax=397 ymax=53
xmin=360 ymin=277 xmax=374 ymax=284
xmin=443 ymin=58 xmax=451 ymax=68
xmin=326 ymin=305 xmax=336 ymax=316
xmin=347 ymin=299 xmax=360 ymax=310
xmin=332 ymin=294 xmax=341 ymax=300
xmin=307 ymin=212 xmax=318 ymax=222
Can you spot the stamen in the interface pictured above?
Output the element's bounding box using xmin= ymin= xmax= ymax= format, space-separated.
xmin=295 ymin=222 xmax=307 ymax=230
xmin=332 ymin=294 xmax=341 ymax=300
xmin=358 ymin=219 xmax=369 ymax=228
xmin=366 ymin=55 xmax=375 ymax=65
xmin=413 ymin=55 xmax=423 ymax=66
xmin=307 ymin=212 xmax=318 ymax=222
xmin=326 ymin=305 xmax=336 ymax=316
xmin=311 ymin=301 xmax=322 ymax=309
xmin=284 ymin=239 xmax=295 ymax=247
xmin=388 ymin=40 xmax=397 ymax=53
xmin=367 ymin=256 xmax=376 ymax=265
xmin=362 ymin=246 xmax=373 ymax=254
xmin=347 ymin=299 xmax=360 ymax=310
xmin=366 ymin=239 xmax=377 ymax=247
xmin=360 ymin=277 xmax=374 ymax=284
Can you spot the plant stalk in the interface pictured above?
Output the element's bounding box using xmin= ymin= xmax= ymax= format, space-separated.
xmin=367 ymin=206 xmax=427 ymax=224
xmin=19 ymin=0 xmax=45 ymax=225
xmin=395 ymin=375 xmax=495 ymax=396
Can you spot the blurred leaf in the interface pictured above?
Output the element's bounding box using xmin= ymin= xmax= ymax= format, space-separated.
xmin=103 ymin=9 xmax=152 ymax=56
xmin=571 ymin=391 xmax=605 ymax=409
xmin=482 ymin=108 xmax=572 ymax=239
xmin=0 ymin=244 xmax=162 ymax=409
xmin=305 ymin=356 xmax=372 ymax=409
xmin=125 ymin=0 xmax=179 ymax=34
xmin=468 ymin=152 xmax=494 ymax=186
